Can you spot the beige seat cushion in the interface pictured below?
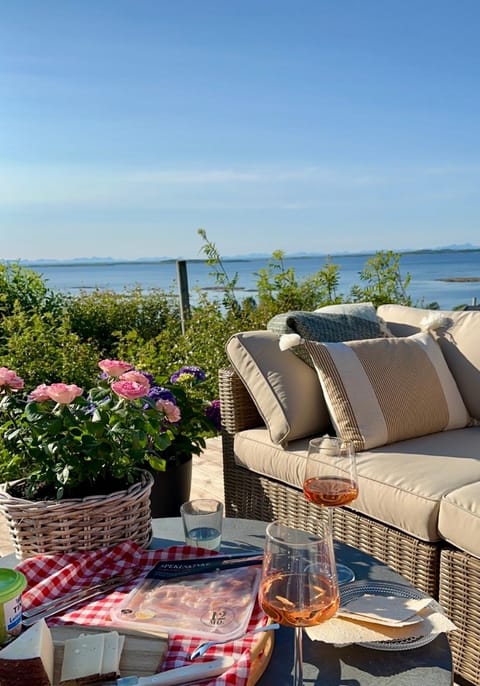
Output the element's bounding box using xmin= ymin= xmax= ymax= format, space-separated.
xmin=439 ymin=482 xmax=480 ymax=558
xmin=226 ymin=331 xmax=330 ymax=445
xmin=304 ymin=332 xmax=469 ymax=451
xmin=378 ymin=304 xmax=480 ymax=420
xmin=234 ymin=426 xmax=480 ymax=542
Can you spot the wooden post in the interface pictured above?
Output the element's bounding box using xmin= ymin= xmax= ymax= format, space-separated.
xmin=176 ymin=260 xmax=190 ymax=334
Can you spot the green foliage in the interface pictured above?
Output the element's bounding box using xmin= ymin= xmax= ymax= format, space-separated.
xmin=0 ymin=263 xmax=64 ymax=318
xmin=349 ymin=250 xmax=412 ymax=307
xmin=198 ymin=228 xmax=240 ymax=313
xmin=1 ymin=307 xmax=100 ymax=389
xmin=116 ymin=294 xmax=237 ymax=400
xmin=255 ymin=251 xmax=343 ymax=314
xmin=65 ymin=287 xmax=178 ymax=357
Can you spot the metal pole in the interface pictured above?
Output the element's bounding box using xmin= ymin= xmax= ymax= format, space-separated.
xmin=176 ymin=260 xmax=190 ymax=334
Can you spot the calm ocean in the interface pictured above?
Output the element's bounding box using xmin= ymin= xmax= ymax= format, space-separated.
xmin=26 ymin=251 xmax=480 ymax=311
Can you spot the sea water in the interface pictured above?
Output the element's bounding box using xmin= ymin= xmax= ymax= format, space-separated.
xmin=20 ymin=250 xmax=480 ymax=311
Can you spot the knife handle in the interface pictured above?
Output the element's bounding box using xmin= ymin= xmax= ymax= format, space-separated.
xmin=117 ymin=656 xmax=235 ymax=685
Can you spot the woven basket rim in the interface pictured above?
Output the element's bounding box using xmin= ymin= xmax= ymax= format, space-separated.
xmin=0 ymin=468 xmax=154 ymax=509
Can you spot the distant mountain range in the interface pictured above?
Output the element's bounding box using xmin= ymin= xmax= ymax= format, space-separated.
xmin=5 ymin=243 xmax=480 ymax=267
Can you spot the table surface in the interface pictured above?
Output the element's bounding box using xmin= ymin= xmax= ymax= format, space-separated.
xmin=150 ymin=517 xmax=453 ymax=686
xmin=1 ymin=518 xmax=453 ymax=686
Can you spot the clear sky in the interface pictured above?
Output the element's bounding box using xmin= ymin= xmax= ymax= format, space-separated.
xmin=1 ymin=0 xmax=480 ymax=261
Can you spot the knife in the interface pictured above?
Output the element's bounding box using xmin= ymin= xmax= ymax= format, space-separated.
xmin=23 ymin=574 xmax=130 ymax=621
xmin=103 ymin=656 xmax=235 ymax=685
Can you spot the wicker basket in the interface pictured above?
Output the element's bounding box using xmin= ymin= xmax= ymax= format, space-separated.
xmin=0 ymin=469 xmax=154 ymax=560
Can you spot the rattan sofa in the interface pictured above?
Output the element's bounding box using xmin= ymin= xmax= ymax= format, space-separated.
xmin=219 ymin=303 xmax=480 ymax=686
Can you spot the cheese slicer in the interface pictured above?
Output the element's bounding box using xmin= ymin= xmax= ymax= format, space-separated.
xmin=103 ymin=656 xmax=235 ymax=685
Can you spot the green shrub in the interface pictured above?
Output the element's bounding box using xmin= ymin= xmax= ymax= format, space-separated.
xmin=1 ymin=308 xmax=100 ymax=389
xmin=65 ymin=287 xmax=179 ymax=357
xmin=349 ymin=250 xmax=412 ymax=307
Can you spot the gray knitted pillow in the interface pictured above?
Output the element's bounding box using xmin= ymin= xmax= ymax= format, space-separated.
xmin=267 ymin=311 xmax=387 ymax=367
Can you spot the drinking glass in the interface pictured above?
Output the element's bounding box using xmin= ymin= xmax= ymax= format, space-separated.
xmin=303 ymin=436 xmax=359 ymax=584
xmin=258 ymin=520 xmax=339 ymax=686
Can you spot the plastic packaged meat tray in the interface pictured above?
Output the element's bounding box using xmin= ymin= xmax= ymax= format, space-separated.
xmin=111 ymin=566 xmax=261 ymax=641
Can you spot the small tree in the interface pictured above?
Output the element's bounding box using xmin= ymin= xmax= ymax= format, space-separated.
xmin=349 ymin=250 xmax=412 ymax=307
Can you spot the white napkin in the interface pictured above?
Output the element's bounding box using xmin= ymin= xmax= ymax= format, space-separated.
xmin=306 ymin=596 xmax=457 ymax=646
xmin=337 ymin=594 xmax=430 ymax=627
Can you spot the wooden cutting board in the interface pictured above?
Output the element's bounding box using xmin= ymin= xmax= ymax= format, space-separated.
xmin=247 ymin=626 xmax=275 ymax=686
xmin=51 ymin=624 xmax=168 ymax=686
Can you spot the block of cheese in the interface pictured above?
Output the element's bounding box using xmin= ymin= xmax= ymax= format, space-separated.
xmin=0 ymin=618 xmax=54 ymax=686
xmin=102 ymin=631 xmax=124 ymax=678
xmin=60 ymin=630 xmax=123 ymax=684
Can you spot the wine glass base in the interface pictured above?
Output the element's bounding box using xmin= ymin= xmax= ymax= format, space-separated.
xmin=336 ymin=563 xmax=355 ymax=585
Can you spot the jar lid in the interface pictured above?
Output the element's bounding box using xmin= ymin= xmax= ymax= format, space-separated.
xmin=0 ymin=569 xmax=27 ymax=600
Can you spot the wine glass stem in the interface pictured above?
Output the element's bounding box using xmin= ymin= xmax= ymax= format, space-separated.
xmin=293 ymin=626 xmax=303 ymax=686
xmin=327 ymin=504 xmax=334 ymax=533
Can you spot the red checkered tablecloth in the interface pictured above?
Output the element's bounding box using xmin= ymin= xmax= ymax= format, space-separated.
xmin=17 ymin=540 xmax=268 ymax=686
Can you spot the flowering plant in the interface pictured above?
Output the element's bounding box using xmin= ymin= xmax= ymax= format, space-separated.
xmin=0 ymin=361 xmax=221 ymax=501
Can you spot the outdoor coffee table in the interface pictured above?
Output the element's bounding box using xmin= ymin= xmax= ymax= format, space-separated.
xmin=151 ymin=517 xmax=453 ymax=686
xmin=0 ymin=517 xmax=453 ymax=685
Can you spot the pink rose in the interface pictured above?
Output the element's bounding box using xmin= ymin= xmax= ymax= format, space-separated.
xmin=111 ymin=380 xmax=148 ymax=400
xmin=28 ymin=384 xmax=52 ymax=402
xmin=120 ymin=370 xmax=150 ymax=390
xmin=0 ymin=367 xmax=25 ymax=390
xmin=46 ymin=383 xmax=83 ymax=404
xmin=98 ymin=359 xmax=133 ymax=377
xmin=156 ymin=398 xmax=182 ymax=423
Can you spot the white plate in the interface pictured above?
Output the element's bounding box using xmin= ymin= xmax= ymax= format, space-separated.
xmin=340 ymin=580 xmax=439 ymax=651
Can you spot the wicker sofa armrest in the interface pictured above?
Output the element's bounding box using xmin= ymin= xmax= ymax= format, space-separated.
xmin=218 ymin=366 xmax=264 ymax=518
xmin=218 ymin=367 xmax=263 ymax=435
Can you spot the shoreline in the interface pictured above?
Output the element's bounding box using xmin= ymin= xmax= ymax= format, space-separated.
xmin=4 ymin=247 xmax=480 ymax=269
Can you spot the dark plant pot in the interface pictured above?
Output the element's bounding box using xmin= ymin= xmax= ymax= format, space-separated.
xmin=149 ymin=456 xmax=192 ymax=518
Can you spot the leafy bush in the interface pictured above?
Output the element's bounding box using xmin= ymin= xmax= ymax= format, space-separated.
xmin=0 ymin=263 xmax=65 ymax=317
xmin=0 ymin=308 xmax=100 ymax=389
xmin=349 ymin=250 xmax=412 ymax=306
xmin=65 ymin=287 xmax=179 ymax=357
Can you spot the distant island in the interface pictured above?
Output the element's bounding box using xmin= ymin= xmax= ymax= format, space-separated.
xmin=4 ymin=244 xmax=480 ymax=268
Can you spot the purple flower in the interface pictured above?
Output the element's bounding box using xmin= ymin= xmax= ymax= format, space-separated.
xmin=205 ymin=399 xmax=221 ymax=431
xmin=170 ymin=366 xmax=206 ymax=384
xmin=147 ymin=386 xmax=177 ymax=405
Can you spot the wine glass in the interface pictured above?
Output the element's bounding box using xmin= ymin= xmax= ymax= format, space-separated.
xmin=303 ymin=435 xmax=359 ymax=584
xmin=258 ymin=520 xmax=339 ymax=686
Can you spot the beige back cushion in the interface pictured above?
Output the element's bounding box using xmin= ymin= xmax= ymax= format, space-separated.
xmin=305 ymin=332 xmax=469 ymax=451
xmin=378 ymin=304 xmax=480 ymax=419
xmin=226 ymin=331 xmax=330 ymax=445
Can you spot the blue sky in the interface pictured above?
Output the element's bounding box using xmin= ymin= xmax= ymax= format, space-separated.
xmin=1 ymin=0 xmax=480 ymax=260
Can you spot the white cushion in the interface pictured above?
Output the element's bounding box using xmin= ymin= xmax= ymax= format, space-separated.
xmin=226 ymin=330 xmax=329 ymax=445
xmin=234 ymin=426 xmax=480 ymax=542
xmin=439 ymin=482 xmax=480 ymax=558
xmin=378 ymin=304 xmax=480 ymax=420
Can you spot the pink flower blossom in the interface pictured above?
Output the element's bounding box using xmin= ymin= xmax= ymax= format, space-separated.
xmin=120 ymin=370 xmax=151 ymax=390
xmin=111 ymin=380 xmax=148 ymax=400
xmin=28 ymin=384 xmax=52 ymax=402
xmin=46 ymin=383 xmax=83 ymax=404
xmin=98 ymin=359 xmax=133 ymax=377
xmin=156 ymin=398 xmax=182 ymax=423
xmin=0 ymin=367 xmax=25 ymax=391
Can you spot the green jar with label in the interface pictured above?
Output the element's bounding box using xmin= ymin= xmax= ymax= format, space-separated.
xmin=0 ymin=569 xmax=27 ymax=644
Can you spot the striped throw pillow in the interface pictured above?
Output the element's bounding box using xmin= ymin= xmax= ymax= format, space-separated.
xmin=305 ymin=333 xmax=469 ymax=451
